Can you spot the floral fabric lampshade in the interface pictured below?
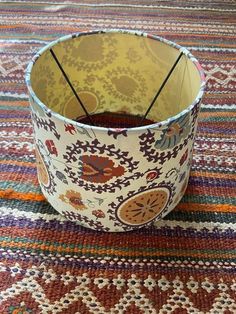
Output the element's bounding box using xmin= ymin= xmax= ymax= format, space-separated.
xmin=26 ymin=30 xmax=205 ymax=232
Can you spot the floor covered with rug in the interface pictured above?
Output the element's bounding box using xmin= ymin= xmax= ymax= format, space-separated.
xmin=0 ymin=1 xmax=236 ymax=313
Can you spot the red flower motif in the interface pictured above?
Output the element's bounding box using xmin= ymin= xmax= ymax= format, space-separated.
xmin=80 ymin=155 xmax=125 ymax=183
xmin=180 ymin=149 xmax=188 ymax=166
xmin=65 ymin=123 xmax=76 ymax=134
xmin=146 ymin=170 xmax=159 ymax=182
xmin=92 ymin=209 xmax=105 ymax=219
xmin=45 ymin=140 xmax=58 ymax=156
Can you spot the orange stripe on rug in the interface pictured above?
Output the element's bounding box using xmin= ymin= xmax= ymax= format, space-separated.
xmin=0 ymin=101 xmax=29 ymax=107
xmin=0 ymin=241 xmax=235 ymax=259
xmin=0 ymin=189 xmax=45 ymax=201
xmin=176 ymin=202 xmax=236 ymax=213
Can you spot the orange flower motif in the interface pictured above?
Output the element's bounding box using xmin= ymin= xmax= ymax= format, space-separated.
xmin=166 ymin=123 xmax=183 ymax=137
xmin=59 ymin=190 xmax=86 ymax=210
xmin=155 ymin=113 xmax=191 ymax=150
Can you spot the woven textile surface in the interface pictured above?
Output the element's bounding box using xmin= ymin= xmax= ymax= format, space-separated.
xmin=0 ymin=1 xmax=236 ymax=313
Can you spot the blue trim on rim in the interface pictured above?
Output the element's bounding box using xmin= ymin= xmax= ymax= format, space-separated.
xmin=25 ymin=29 xmax=206 ymax=133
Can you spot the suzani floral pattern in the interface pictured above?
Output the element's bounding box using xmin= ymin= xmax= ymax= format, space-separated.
xmin=79 ymin=155 xmax=125 ymax=183
xmin=154 ymin=113 xmax=191 ymax=150
xmin=92 ymin=209 xmax=106 ymax=219
xmin=59 ymin=190 xmax=87 ymax=211
xmin=35 ymin=146 xmax=56 ymax=195
xmin=108 ymin=182 xmax=175 ymax=231
xmin=116 ymin=186 xmax=170 ymax=226
xmin=63 ymin=138 xmax=141 ymax=193
xmin=61 ymin=34 xmax=117 ymax=71
xmin=103 ymin=66 xmax=147 ymax=104
xmin=27 ymin=30 xmax=205 ymax=231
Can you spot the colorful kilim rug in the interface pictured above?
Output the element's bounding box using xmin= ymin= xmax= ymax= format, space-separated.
xmin=0 ymin=1 xmax=236 ymax=313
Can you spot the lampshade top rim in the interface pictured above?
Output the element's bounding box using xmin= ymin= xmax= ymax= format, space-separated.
xmin=25 ymin=29 xmax=206 ymax=132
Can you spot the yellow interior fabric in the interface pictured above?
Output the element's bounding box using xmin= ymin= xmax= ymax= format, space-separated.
xmin=31 ymin=33 xmax=201 ymax=122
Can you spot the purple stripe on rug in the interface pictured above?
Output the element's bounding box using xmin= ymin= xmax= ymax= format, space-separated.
xmin=0 ymin=215 xmax=235 ymax=239
xmin=0 ymin=164 xmax=36 ymax=174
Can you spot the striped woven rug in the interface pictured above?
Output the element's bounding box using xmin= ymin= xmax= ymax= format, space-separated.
xmin=0 ymin=1 xmax=235 ymax=313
